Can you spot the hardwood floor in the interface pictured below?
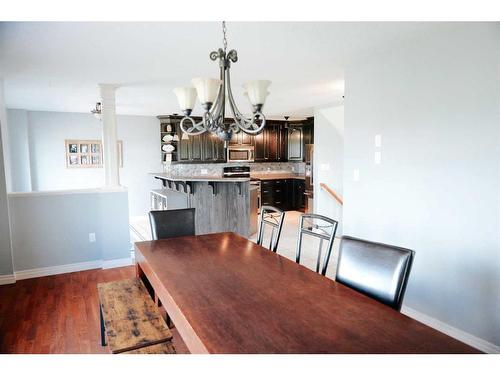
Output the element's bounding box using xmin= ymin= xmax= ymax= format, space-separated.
xmin=0 ymin=266 xmax=189 ymax=354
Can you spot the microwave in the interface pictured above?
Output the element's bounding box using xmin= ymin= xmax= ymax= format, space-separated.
xmin=227 ymin=146 xmax=255 ymax=163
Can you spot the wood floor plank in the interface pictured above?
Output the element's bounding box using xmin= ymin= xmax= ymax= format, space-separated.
xmin=0 ymin=266 xmax=188 ymax=354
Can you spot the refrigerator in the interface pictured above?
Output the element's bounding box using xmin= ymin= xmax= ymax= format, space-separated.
xmin=304 ymin=144 xmax=314 ymax=213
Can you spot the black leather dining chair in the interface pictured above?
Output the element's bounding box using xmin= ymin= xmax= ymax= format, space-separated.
xmin=335 ymin=236 xmax=415 ymax=311
xmin=149 ymin=208 xmax=195 ymax=240
xmin=295 ymin=213 xmax=338 ymax=276
xmin=257 ymin=205 xmax=285 ymax=253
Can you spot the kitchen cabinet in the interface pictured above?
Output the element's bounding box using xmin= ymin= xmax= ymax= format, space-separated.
xmin=202 ymin=132 xmax=226 ymax=162
xmin=260 ymin=178 xmax=305 ymax=211
xmin=292 ymin=179 xmax=306 ymax=210
xmin=158 ymin=114 xmax=311 ymax=164
xmin=254 ymin=121 xmax=288 ymax=162
xmin=287 ymin=126 xmax=303 ymax=161
xmin=303 ymin=116 xmax=314 ymax=147
xmin=158 ymin=115 xmax=226 ymax=163
xmin=229 ymin=130 xmax=255 ymax=146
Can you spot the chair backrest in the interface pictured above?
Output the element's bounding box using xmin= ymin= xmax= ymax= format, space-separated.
xmin=149 ymin=208 xmax=195 ymax=240
xmin=256 ymin=205 xmax=285 ymax=252
xmin=336 ymin=236 xmax=415 ymax=311
xmin=295 ymin=214 xmax=338 ymax=276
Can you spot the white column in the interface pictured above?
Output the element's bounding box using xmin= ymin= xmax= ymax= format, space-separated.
xmin=99 ymin=84 xmax=120 ymax=188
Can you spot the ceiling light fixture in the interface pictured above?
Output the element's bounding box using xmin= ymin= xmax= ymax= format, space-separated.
xmin=91 ymin=102 xmax=102 ymax=120
xmin=173 ymin=21 xmax=270 ymax=142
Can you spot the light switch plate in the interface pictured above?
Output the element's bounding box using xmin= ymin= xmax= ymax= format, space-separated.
xmin=374 ymin=151 xmax=382 ymax=165
xmin=89 ymin=233 xmax=96 ymax=242
xmin=200 ymin=169 xmax=208 ymax=175
xmin=320 ymin=163 xmax=330 ymax=171
xmin=375 ymin=134 xmax=382 ymax=148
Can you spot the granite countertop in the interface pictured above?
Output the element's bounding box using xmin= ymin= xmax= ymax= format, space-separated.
xmin=152 ymin=173 xmax=250 ymax=182
xmin=250 ymin=172 xmax=306 ymax=181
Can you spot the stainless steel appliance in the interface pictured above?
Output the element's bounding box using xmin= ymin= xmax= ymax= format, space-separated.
xmin=222 ymin=165 xmax=251 ymax=178
xmin=227 ymin=146 xmax=255 ymax=163
xmin=304 ymin=144 xmax=314 ymax=213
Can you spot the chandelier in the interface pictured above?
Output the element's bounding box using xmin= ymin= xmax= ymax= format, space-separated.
xmin=91 ymin=102 xmax=102 ymax=121
xmin=173 ymin=22 xmax=271 ymax=142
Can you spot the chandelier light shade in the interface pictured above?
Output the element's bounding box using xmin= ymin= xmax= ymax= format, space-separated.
xmin=173 ymin=87 xmax=197 ymax=112
xmin=191 ymin=78 xmax=222 ymax=107
xmin=243 ymin=80 xmax=271 ymax=107
xmin=173 ymin=21 xmax=270 ymax=142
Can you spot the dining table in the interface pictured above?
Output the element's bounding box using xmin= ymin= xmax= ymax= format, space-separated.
xmin=134 ymin=232 xmax=480 ymax=354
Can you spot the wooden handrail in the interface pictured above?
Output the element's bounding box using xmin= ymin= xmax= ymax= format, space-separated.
xmin=319 ymin=183 xmax=343 ymax=206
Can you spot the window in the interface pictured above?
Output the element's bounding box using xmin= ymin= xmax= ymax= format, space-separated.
xmin=65 ymin=140 xmax=123 ymax=168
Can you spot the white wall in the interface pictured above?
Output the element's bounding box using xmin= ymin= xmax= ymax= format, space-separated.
xmin=344 ymin=24 xmax=500 ymax=348
xmin=314 ymin=104 xmax=344 ymax=234
xmin=7 ymin=110 xmax=162 ymax=216
xmin=0 ymin=81 xmax=14 ymax=278
xmin=6 ymin=109 xmax=31 ymax=192
xmin=8 ymin=189 xmax=131 ymax=273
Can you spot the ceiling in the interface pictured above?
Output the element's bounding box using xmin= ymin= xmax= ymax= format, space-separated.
xmin=0 ymin=22 xmax=461 ymax=118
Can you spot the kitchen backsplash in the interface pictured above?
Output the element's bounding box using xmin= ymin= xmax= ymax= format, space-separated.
xmin=163 ymin=162 xmax=305 ymax=176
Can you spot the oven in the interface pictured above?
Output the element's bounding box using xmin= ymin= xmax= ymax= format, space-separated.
xmin=227 ymin=146 xmax=255 ymax=163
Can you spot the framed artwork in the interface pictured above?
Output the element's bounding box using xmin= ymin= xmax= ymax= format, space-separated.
xmin=65 ymin=140 xmax=123 ymax=168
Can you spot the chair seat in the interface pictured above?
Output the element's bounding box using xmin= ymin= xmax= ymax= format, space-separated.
xmin=97 ymin=278 xmax=173 ymax=354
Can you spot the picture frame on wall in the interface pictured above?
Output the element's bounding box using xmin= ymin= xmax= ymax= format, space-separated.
xmin=65 ymin=139 xmax=123 ymax=169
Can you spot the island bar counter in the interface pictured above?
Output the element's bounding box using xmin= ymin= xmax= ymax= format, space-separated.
xmin=152 ymin=173 xmax=251 ymax=237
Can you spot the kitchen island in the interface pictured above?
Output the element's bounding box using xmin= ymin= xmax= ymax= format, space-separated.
xmin=152 ymin=173 xmax=254 ymax=237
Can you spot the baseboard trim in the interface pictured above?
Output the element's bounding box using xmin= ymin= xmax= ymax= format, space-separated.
xmin=102 ymin=257 xmax=134 ymax=269
xmin=0 ymin=274 xmax=16 ymax=285
xmin=14 ymin=260 xmax=103 ymax=280
xmin=13 ymin=257 xmax=134 ymax=281
xmin=401 ymin=305 xmax=500 ymax=354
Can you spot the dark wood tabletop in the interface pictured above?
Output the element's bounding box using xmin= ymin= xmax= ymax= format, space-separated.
xmin=134 ymin=232 xmax=479 ymax=354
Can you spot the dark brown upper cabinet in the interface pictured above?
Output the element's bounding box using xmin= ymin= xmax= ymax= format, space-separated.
xmin=254 ymin=121 xmax=288 ymax=162
xmin=229 ymin=130 xmax=255 ymax=146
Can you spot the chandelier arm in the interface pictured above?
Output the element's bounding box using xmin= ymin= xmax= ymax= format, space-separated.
xmin=180 ymin=116 xmax=208 ymax=136
xmin=205 ymin=62 xmax=226 ymax=132
xmin=225 ymin=68 xmax=266 ymax=134
xmin=209 ymin=91 xmax=224 ymax=131
xmin=225 ymin=68 xmax=252 ymax=126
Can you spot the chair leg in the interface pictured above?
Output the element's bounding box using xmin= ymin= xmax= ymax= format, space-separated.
xmin=100 ymin=305 xmax=107 ymax=346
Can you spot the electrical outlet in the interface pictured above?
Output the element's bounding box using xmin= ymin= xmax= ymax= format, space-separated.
xmin=320 ymin=163 xmax=330 ymax=171
xmin=200 ymin=169 xmax=208 ymax=175
xmin=89 ymin=233 xmax=96 ymax=242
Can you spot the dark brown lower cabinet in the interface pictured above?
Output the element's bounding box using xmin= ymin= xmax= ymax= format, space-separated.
xmin=260 ymin=179 xmax=305 ymax=211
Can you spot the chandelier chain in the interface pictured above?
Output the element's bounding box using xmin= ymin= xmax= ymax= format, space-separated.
xmin=222 ymin=21 xmax=227 ymax=52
